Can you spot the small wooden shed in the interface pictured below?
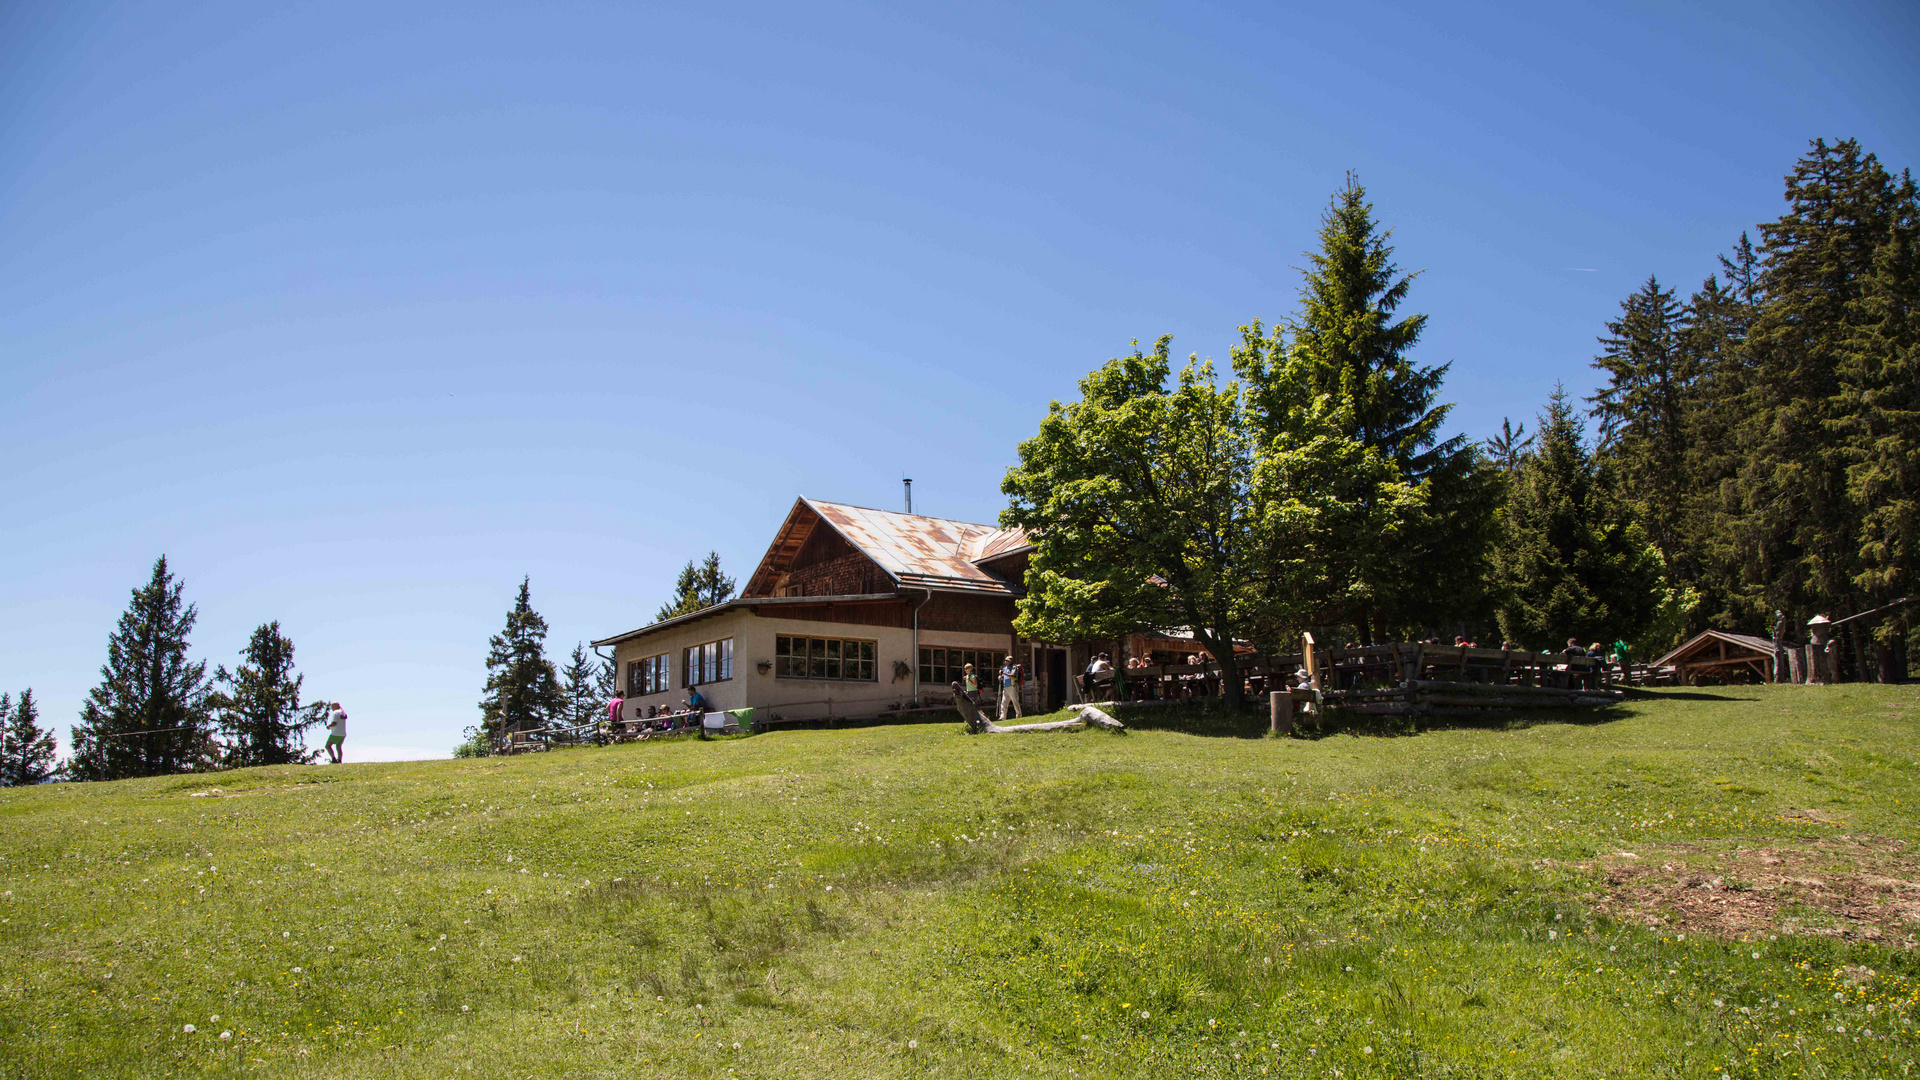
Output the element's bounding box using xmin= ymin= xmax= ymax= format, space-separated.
xmin=1651 ymin=630 xmax=1778 ymax=685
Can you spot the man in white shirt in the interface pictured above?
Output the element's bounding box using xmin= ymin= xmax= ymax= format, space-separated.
xmin=324 ymin=703 xmax=346 ymax=763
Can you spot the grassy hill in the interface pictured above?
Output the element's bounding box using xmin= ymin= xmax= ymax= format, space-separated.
xmin=2 ymin=686 xmax=1916 ymax=1078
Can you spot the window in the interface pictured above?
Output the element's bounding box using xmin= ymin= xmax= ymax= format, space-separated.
xmin=627 ymin=653 xmax=670 ymax=695
xmin=919 ymin=648 xmax=1007 ymax=688
xmin=683 ymin=638 xmax=733 ymax=686
xmin=774 ymin=636 xmax=876 ymax=681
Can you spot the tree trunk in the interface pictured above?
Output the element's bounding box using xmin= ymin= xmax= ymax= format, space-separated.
xmin=1213 ymin=638 xmax=1243 ymax=709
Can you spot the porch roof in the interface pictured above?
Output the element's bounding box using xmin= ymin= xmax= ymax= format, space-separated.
xmin=591 ymin=593 xmax=903 ymax=648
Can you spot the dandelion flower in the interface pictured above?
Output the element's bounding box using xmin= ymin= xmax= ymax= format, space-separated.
xmin=460 ymin=1005 xmax=470 ymax=1013
xmin=1363 ymin=1047 xmax=1373 ymax=1055
xmin=1751 ymin=951 xmax=1760 ymax=959
xmin=908 ymin=1039 xmax=918 ymax=1049
xmin=183 ymin=1024 xmax=197 ymax=1034
xmin=1140 ymin=1011 xmax=1149 ymax=1019
xmin=291 ymin=967 xmax=302 ymax=973
xmin=219 ymin=1031 xmax=231 ymax=1041
xmin=210 ymin=1015 xmax=219 ymax=1022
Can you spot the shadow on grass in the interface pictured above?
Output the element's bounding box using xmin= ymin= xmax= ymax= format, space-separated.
xmin=1107 ymin=698 xmax=1647 ymax=740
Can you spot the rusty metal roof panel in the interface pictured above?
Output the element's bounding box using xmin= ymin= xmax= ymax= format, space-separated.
xmin=806 ymin=499 xmax=1019 ymax=594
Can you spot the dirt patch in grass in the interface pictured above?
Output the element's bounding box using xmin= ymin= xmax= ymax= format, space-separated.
xmin=1586 ymin=836 xmax=1920 ymax=946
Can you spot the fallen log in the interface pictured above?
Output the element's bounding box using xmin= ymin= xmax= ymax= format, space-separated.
xmin=1074 ymin=704 xmax=1127 ymax=731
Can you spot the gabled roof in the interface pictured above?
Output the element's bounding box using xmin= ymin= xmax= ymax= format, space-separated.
xmin=743 ymin=497 xmax=1028 ymax=598
xmin=1651 ymin=629 xmax=1778 ymax=669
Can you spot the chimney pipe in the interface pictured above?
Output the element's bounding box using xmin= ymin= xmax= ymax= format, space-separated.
xmin=903 ymin=478 xmax=913 ymax=515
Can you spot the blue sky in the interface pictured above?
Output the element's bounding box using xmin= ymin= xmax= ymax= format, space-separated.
xmin=3 ymin=0 xmax=1915 ymax=759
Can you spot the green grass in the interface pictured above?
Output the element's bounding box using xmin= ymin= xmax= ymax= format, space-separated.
xmin=3 ymin=685 xmax=1917 ymax=1078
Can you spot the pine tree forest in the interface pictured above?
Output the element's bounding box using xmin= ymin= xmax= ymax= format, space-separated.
xmin=1579 ymin=137 xmax=1917 ymax=680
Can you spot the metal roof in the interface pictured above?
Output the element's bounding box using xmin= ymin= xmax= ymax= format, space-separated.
xmin=744 ymin=497 xmax=1029 ymax=598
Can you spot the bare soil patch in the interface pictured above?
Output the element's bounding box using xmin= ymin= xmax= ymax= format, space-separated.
xmin=1585 ymin=834 xmax=1920 ymax=946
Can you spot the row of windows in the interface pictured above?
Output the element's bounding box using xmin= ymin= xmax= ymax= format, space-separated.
xmin=775 ymin=636 xmax=877 ymax=681
xmin=685 ymin=638 xmax=733 ymax=686
xmin=921 ymin=648 xmax=1007 ymax=688
xmin=624 ymin=638 xmax=1002 ymax=693
xmin=628 ymin=653 xmax=671 ymax=695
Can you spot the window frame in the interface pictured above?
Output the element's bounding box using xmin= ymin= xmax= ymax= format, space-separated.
xmin=774 ymin=635 xmax=877 ymax=681
xmin=682 ymin=638 xmax=734 ymax=687
xmin=626 ymin=653 xmax=672 ymax=696
xmin=919 ymin=647 xmax=1007 ymax=689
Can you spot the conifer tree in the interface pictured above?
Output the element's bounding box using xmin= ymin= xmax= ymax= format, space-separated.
xmin=1235 ymin=174 xmax=1496 ymax=641
xmin=69 ymin=557 xmax=215 ymax=781
xmin=1837 ymin=169 xmax=1919 ymax=678
xmin=0 ymin=690 xmax=62 ymax=786
xmin=1485 ymin=419 xmax=1534 ymax=474
xmin=656 ymin=552 xmax=736 ymax=622
xmin=1590 ymin=276 xmax=1695 ymax=577
xmin=209 ymin=622 xmax=323 ymax=768
xmin=560 ymin=643 xmax=602 ymax=733
xmin=1489 ymin=388 xmax=1663 ymax=650
xmin=594 ymin=653 xmax=617 ymax=702
xmin=477 ymin=578 xmax=562 ymax=746
xmin=1732 ymin=138 xmax=1901 ymax=656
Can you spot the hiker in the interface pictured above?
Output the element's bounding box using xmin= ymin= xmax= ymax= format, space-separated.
xmin=997 ymin=657 xmax=1025 ymax=720
xmin=323 ymin=702 xmax=346 ymax=763
xmin=961 ymin=663 xmax=981 ymax=705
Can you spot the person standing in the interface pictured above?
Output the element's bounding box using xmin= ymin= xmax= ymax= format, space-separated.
xmin=961 ymin=663 xmax=981 ymax=705
xmin=323 ymin=702 xmax=346 ymax=763
xmin=997 ymin=657 xmax=1024 ymax=720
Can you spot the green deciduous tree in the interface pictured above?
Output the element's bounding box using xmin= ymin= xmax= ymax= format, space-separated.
xmin=657 ymin=552 xmax=736 ymax=622
xmin=1002 ymin=335 xmax=1421 ymax=707
xmin=477 ymin=578 xmax=562 ymax=748
xmin=1 ymin=690 xmax=62 ymax=786
xmin=209 ymin=621 xmax=323 ymax=768
xmin=69 ymin=557 xmax=216 ymax=781
xmin=1490 ymin=388 xmax=1664 ymax=650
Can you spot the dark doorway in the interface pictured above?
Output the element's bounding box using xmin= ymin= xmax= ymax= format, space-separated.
xmin=1043 ymin=648 xmax=1068 ymax=711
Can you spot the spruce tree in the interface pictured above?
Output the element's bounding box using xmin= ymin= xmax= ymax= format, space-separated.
xmin=477 ymin=578 xmax=562 ymax=746
xmin=1235 ymin=174 xmax=1496 ymax=641
xmin=559 ymin=643 xmax=602 ymax=733
xmin=209 ymin=622 xmax=323 ymax=767
xmin=1485 ymin=419 xmax=1534 ymax=474
xmin=69 ymin=556 xmax=215 ymax=781
xmin=0 ymin=690 xmax=62 ymax=786
xmin=1489 ymin=388 xmax=1663 ymax=650
xmin=1591 ymin=275 xmax=1694 ymax=575
xmin=1732 ymin=139 xmax=1901 ymax=661
xmin=1837 ymin=169 xmax=1920 ymax=678
xmin=656 ymin=552 xmax=736 ymax=621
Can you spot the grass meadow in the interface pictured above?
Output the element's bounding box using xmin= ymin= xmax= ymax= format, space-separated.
xmin=2 ymin=685 xmax=1917 ymax=1078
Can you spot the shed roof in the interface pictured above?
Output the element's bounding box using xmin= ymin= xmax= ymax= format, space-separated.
xmin=591 ymin=593 xmax=903 ymax=648
xmin=1650 ymin=629 xmax=1777 ymax=669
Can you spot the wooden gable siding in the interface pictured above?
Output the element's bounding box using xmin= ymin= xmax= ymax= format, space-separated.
xmin=775 ymin=526 xmax=891 ymax=597
xmin=751 ymin=599 xmax=913 ymax=628
xmin=918 ymin=593 xmax=1017 ymax=635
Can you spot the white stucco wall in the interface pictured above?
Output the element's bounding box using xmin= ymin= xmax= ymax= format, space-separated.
xmin=610 ymin=608 xmax=1016 ymax=721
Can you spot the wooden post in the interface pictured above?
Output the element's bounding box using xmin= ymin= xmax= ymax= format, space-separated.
xmin=1302 ymin=632 xmax=1320 ymax=691
xmin=1269 ymin=690 xmax=1293 ymax=736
